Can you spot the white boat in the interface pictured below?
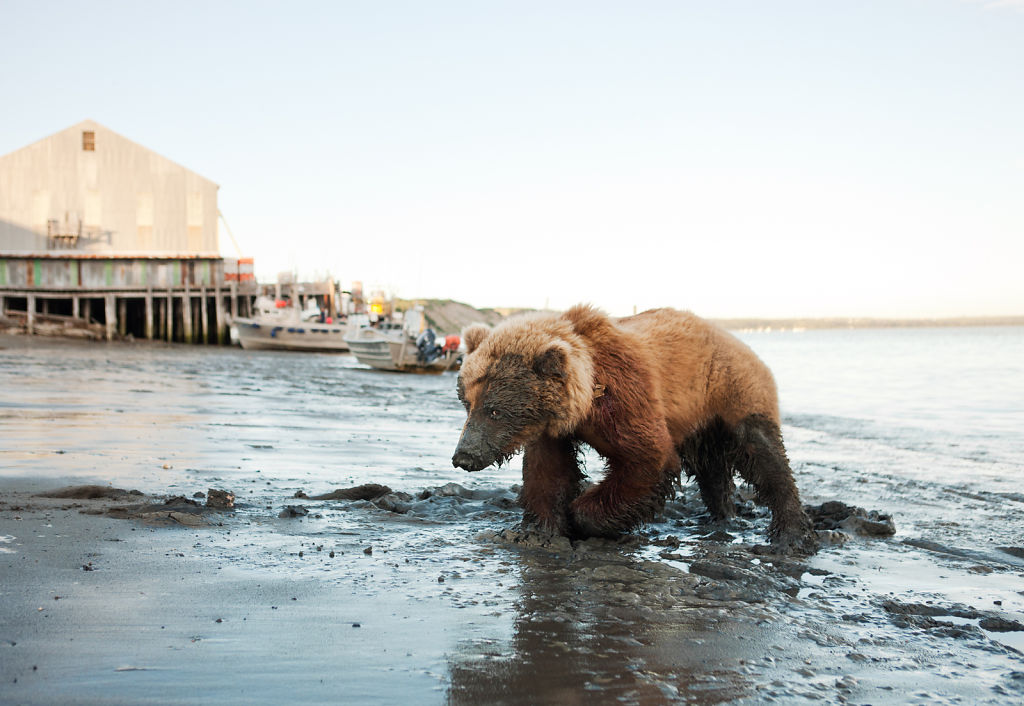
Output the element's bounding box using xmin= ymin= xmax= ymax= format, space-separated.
xmin=234 ymin=316 xmax=354 ymax=352
xmin=344 ymin=309 xmax=460 ymax=373
xmin=233 ymin=298 xmax=364 ymax=352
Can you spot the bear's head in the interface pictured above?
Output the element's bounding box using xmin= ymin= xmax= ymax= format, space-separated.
xmin=452 ymin=313 xmax=595 ymax=472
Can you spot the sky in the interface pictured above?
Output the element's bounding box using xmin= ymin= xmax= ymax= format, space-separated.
xmin=1 ymin=0 xmax=1022 ymax=318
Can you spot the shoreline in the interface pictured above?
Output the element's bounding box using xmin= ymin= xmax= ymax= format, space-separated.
xmin=4 ymin=309 xmax=1024 ymax=350
xmin=711 ymin=314 xmax=1024 ymax=332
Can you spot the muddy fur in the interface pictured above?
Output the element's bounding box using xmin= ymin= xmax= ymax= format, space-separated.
xmin=679 ymin=416 xmax=737 ymax=521
xmin=453 ymin=304 xmax=818 ymax=554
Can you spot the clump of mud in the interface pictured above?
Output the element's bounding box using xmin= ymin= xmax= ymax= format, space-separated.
xmin=33 ymin=485 xmax=237 ymax=527
xmin=805 ymin=500 xmax=896 ymax=536
xmin=881 ymin=599 xmax=1024 ymax=651
xmin=103 ymin=495 xmax=214 ymax=527
xmin=34 ymin=485 xmax=143 ymax=500
xmin=308 ymin=481 xmax=518 ymax=521
xmin=279 ymin=505 xmax=310 ymax=518
xmin=311 ymin=483 xmax=392 ymax=501
xmin=205 ymin=488 xmax=235 ymax=509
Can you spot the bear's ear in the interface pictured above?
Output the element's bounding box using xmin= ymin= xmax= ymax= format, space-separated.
xmin=533 ymin=346 xmax=567 ymax=380
xmin=462 ymin=323 xmax=492 ymax=354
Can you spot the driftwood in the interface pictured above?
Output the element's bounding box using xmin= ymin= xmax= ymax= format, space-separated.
xmin=1 ymin=311 xmax=105 ymax=339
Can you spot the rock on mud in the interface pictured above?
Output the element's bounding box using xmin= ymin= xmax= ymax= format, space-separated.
xmin=206 ymin=488 xmax=235 ymax=509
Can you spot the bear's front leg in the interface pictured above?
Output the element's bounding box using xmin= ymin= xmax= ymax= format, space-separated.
xmin=568 ymin=443 xmax=679 ymax=539
xmin=519 ymin=435 xmax=584 ymax=535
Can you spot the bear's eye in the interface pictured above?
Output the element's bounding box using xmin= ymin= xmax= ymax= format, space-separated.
xmin=488 ymin=408 xmax=501 ymax=420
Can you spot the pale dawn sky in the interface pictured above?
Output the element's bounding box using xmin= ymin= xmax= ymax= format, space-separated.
xmin=1 ymin=0 xmax=1022 ymax=318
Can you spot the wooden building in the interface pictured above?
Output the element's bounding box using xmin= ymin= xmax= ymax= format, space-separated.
xmin=0 ymin=120 xmax=256 ymax=342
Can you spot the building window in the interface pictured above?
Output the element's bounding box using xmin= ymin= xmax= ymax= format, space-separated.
xmin=83 ymin=131 xmax=95 ymax=151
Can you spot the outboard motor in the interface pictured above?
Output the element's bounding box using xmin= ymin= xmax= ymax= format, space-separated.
xmin=416 ymin=328 xmax=440 ymax=364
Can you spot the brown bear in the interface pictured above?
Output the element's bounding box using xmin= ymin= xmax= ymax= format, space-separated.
xmin=452 ymin=304 xmax=818 ymax=554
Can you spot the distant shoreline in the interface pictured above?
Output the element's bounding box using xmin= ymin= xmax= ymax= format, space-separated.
xmin=406 ymin=299 xmax=1024 ymax=334
xmin=710 ymin=315 xmax=1024 ymax=332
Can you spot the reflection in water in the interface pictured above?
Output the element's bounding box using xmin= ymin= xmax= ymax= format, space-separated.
xmin=447 ymin=546 xmax=784 ymax=705
xmin=0 ymin=338 xmax=480 ymax=490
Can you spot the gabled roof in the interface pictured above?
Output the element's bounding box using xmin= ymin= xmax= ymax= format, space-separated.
xmin=0 ymin=119 xmax=219 ymax=188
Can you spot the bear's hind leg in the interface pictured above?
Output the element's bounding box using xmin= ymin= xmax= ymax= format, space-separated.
xmin=520 ymin=435 xmax=584 ymax=536
xmin=680 ymin=418 xmax=736 ymax=522
xmin=732 ymin=415 xmax=818 ymax=554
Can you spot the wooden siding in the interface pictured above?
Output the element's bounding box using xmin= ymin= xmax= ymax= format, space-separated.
xmin=0 ymin=120 xmax=219 ymax=255
xmin=0 ymin=256 xmax=228 ymax=291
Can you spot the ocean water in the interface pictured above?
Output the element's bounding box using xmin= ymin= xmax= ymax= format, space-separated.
xmin=1 ymin=326 xmax=1021 ymax=494
xmin=742 ymin=326 xmax=1024 ymax=528
xmin=750 ymin=326 xmax=1024 ymax=472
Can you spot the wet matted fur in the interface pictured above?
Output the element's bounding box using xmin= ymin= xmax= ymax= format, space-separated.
xmin=453 ymin=304 xmax=817 ymax=554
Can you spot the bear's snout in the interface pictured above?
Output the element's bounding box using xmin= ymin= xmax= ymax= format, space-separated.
xmin=452 ymin=448 xmax=484 ymax=472
xmin=453 ymin=423 xmax=492 ymax=472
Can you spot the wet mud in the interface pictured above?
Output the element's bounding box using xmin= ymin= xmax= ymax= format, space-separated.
xmin=2 ymin=332 xmax=1023 ymax=704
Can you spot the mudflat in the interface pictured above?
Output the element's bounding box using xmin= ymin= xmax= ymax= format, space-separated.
xmin=1 ymin=332 xmax=1023 ymax=704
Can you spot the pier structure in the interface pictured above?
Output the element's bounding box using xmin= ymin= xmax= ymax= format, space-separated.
xmin=0 ymin=120 xmax=259 ymax=344
xmin=0 ymin=254 xmax=257 ymax=343
xmin=261 ymin=272 xmax=341 ymax=319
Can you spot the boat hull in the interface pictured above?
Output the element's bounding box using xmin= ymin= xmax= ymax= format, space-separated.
xmin=344 ymin=329 xmax=459 ymax=373
xmin=234 ymin=318 xmax=351 ymax=352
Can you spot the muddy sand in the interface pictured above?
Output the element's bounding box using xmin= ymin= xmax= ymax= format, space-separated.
xmin=1 ymin=332 xmax=1023 ymax=704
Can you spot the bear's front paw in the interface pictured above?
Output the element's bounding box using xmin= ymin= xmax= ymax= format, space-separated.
xmin=763 ymin=523 xmax=819 ymax=557
xmin=568 ymin=497 xmax=624 ymax=540
xmin=521 ymin=510 xmax=570 ymax=537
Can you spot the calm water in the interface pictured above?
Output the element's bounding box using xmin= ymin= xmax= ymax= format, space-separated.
xmin=747 ymin=326 xmax=1024 ymax=488
xmin=1 ymin=326 xmax=1021 ymax=492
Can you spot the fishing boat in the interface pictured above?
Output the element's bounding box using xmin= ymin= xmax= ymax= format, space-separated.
xmin=233 ymin=297 xmax=364 ymax=352
xmin=344 ymin=308 xmax=461 ymax=373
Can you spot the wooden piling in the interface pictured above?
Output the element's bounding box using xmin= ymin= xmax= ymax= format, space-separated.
xmin=182 ymin=293 xmax=193 ymax=344
xmin=117 ymin=297 xmax=127 ymax=337
xmin=156 ymin=297 xmax=164 ymax=340
xmin=165 ymin=289 xmax=173 ymax=342
xmin=145 ymin=289 xmax=154 ymax=340
xmin=214 ymin=283 xmax=225 ymax=344
xmin=104 ymin=294 xmax=116 ymax=341
xmin=27 ymin=293 xmax=35 ymax=335
xmin=72 ymin=295 xmax=79 ymax=320
xmin=200 ymin=287 xmax=209 ymax=344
